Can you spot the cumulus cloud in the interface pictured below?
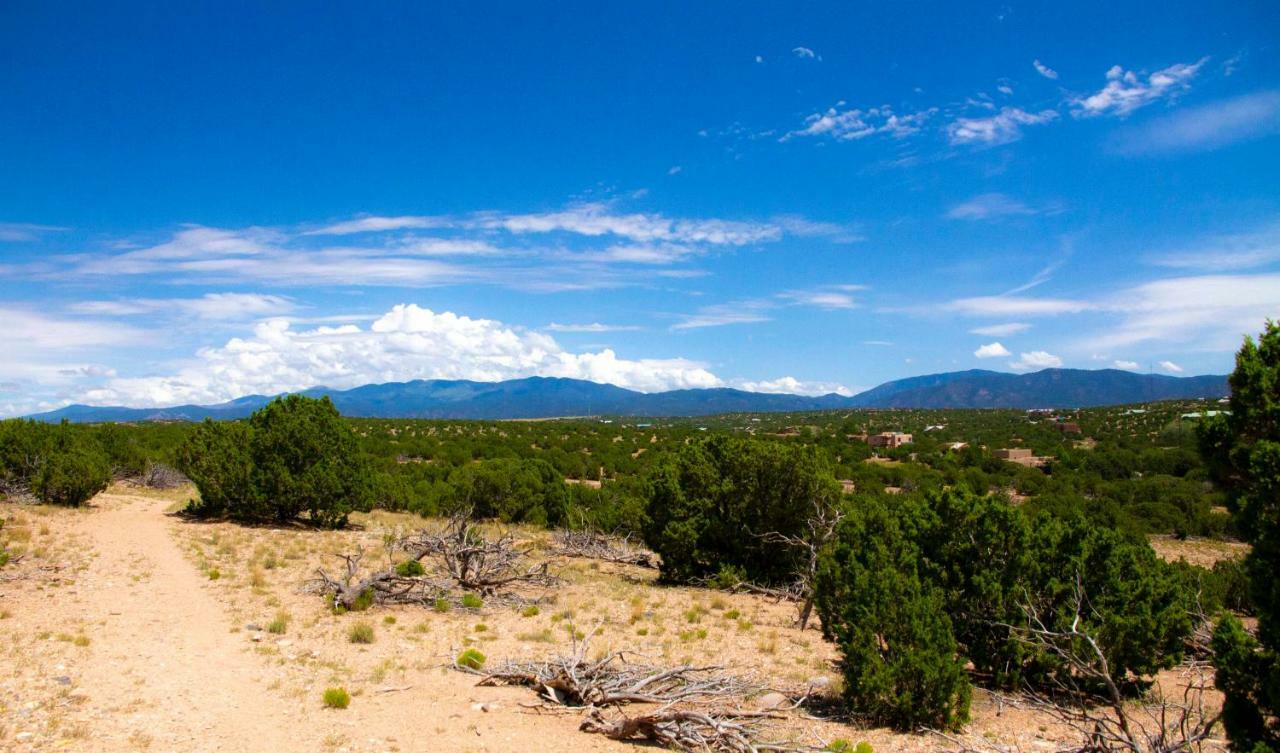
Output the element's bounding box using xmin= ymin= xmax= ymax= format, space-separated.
xmin=733 ymin=376 xmax=853 ymax=397
xmin=1033 ymin=59 xmax=1059 ymax=80
xmin=77 ymin=304 xmax=723 ymax=407
xmin=792 ymin=47 xmax=817 ymax=59
xmin=974 ymin=342 xmax=1012 ymax=358
xmin=946 ymin=193 xmax=1039 ymax=220
xmin=1011 ymin=350 xmax=1063 ymax=370
xmin=1071 ymin=58 xmax=1208 ymax=118
xmin=970 ymin=322 xmax=1031 ymax=337
xmin=1159 ymin=360 xmax=1184 ymax=373
xmin=1113 ymin=90 xmax=1280 ymax=154
xmin=783 ymin=104 xmax=936 ymax=142
xmin=1113 ymin=360 xmax=1140 ymax=370
xmin=946 ymin=107 xmax=1058 ymax=145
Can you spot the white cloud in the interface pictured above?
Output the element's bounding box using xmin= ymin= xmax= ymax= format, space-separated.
xmin=667 ymin=165 xmax=683 ymax=175
xmin=1114 ymin=90 xmax=1280 ymax=154
xmin=545 ymin=322 xmax=642 ymax=333
xmin=1113 ymin=360 xmax=1140 ymax=370
xmin=0 ymin=307 xmax=143 ymax=352
xmin=1159 ymin=360 xmax=1184 ymax=373
xmin=489 ymin=202 xmax=781 ymax=246
xmin=1011 ymin=350 xmax=1063 ymax=370
xmin=305 ymin=216 xmax=446 ymax=235
xmin=69 ymin=293 xmax=296 ymax=320
xmin=783 ymin=105 xmax=936 ymax=142
xmin=1088 ymin=273 xmax=1280 ymax=351
xmin=947 ymin=296 xmax=1091 ymax=317
xmin=1033 ymin=59 xmax=1059 ymax=80
xmin=778 ymin=290 xmax=858 ymax=310
xmin=969 ymin=322 xmax=1031 ymax=337
xmin=1071 ymin=58 xmax=1208 ymax=118
xmin=792 ymin=47 xmax=817 ymax=59
xmin=946 ymin=193 xmax=1038 ymax=220
xmin=1150 ymin=223 xmax=1280 ymax=270
xmin=946 ymin=107 xmax=1058 ymax=145
xmin=77 ymin=304 xmax=724 ymax=407
xmin=672 ymin=301 xmax=774 ymax=330
xmin=974 ymin=342 xmax=1012 ymax=358
xmin=0 ymin=222 xmax=68 ymax=242
xmin=734 ymin=376 xmax=852 ymax=397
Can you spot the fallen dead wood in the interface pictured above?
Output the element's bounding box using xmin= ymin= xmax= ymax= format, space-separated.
xmin=309 ymin=513 xmax=559 ymax=610
xmin=551 ymin=528 xmax=659 ymax=569
xmin=467 ymin=642 xmax=756 ymax=708
xmin=580 ymin=707 xmax=804 ymax=753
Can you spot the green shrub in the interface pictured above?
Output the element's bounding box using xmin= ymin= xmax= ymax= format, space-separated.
xmin=432 ymin=597 xmax=452 ymax=613
xmin=33 ymin=441 xmax=110 ymax=506
xmin=350 ymin=588 xmax=376 ymax=612
xmin=348 ymin=621 xmax=375 ymax=644
xmin=461 ymin=592 xmax=483 ymax=609
xmin=177 ymin=396 xmax=375 ymax=528
xmin=816 ymin=497 xmax=971 ymax=731
xmin=395 ymin=559 xmax=425 ymax=577
xmin=456 ymin=648 xmax=486 ymax=670
xmin=520 ymin=605 xmax=540 ymax=617
xmin=322 ymin=687 xmax=350 ymax=709
xmin=643 ymin=435 xmax=840 ymax=585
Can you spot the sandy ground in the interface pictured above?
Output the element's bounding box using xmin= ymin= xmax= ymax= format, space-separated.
xmin=0 ymin=487 xmax=1233 ymax=753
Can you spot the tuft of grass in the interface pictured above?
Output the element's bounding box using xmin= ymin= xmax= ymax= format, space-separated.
xmin=322 ymin=687 xmax=350 ymax=709
xmin=267 ymin=611 xmax=289 ymax=635
xmin=456 ymin=648 xmax=486 ymax=670
xmin=395 ymin=559 xmax=425 ymax=577
xmin=473 ymin=623 xmax=488 ymax=632
xmin=461 ymin=592 xmax=483 ymax=609
xmin=432 ymin=597 xmax=452 ymax=613
xmin=74 ymin=635 xmax=91 ymax=647
xmin=724 ymin=609 xmax=741 ymax=620
xmin=383 ymin=615 xmax=397 ymax=625
xmin=520 ymin=605 xmax=540 ymax=618
xmin=206 ymin=568 xmax=221 ymax=580
xmin=348 ymin=621 xmax=375 ymax=644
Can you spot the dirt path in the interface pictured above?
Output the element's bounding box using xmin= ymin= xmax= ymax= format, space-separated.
xmin=67 ymin=492 xmax=306 ymax=752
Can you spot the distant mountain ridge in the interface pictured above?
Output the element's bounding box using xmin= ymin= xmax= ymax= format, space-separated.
xmin=25 ymin=369 xmax=1229 ymax=423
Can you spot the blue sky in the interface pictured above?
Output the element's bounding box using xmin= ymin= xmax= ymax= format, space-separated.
xmin=2 ymin=2 xmax=1278 ymax=415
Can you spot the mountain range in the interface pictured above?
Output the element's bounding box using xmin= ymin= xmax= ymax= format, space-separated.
xmin=25 ymin=368 xmax=1230 ymax=423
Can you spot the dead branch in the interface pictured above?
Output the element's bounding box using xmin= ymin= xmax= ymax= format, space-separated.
xmin=308 ymin=549 xmax=448 ymax=610
xmin=401 ymin=512 xmax=559 ymax=595
xmin=581 ymin=707 xmax=805 ymax=753
xmin=755 ymin=501 xmax=843 ymax=630
xmin=998 ymin=574 xmax=1222 ymax=753
xmin=464 ymin=633 xmax=756 ymax=707
xmin=551 ymin=528 xmax=659 ymax=569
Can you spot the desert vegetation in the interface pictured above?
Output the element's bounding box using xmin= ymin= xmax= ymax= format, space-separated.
xmin=2 ymin=323 xmax=1277 ymax=752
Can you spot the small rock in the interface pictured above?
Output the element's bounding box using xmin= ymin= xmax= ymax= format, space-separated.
xmin=806 ymin=676 xmax=831 ymax=688
xmin=276 ymin=639 xmax=293 ymax=647
xmin=54 ymin=676 xmax=72 ymax=686
xmin=250 ymin=634 xmax=263 ymax=642
xmin=16 ymin=732 xmax=35 ymax=742
xmin=246 ymin=623 xmax=263 ymax=631
xmin=755 ymin=692 xmax=788 ymax=711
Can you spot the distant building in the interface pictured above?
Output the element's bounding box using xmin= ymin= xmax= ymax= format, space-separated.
xmin=945 ymin=441 xmax=969 ymax=452
xmin=1055 ymin=421 xmax=1082 ymax=434
xmin=867 ymin=431 xmax=913 ymax=449
xmin=994 ymin=447 xmax=1050 ymax=468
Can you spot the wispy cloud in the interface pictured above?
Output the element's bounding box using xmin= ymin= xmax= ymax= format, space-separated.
xmin=68 ymin=293 xmax=296 ymax=320
xmin=946 ymin=107 xmax=1058 ymax=145
xmin=1113 ymin=360 xmax=1140 ymax=370
xmin=1158 ymin=360 xmax=1183 ymax=373
xmin=969 ymin=322 xmax=1031 ymax=337
xmin=672 ymin=300 xmax=774 ymax=330
xmin=946 ymin=193 xmax=1039 ymax=220
xmin=1070 ymin=58 xmax=1208 ymax=118
xmin=304 ymin=215 xmax=446 ymax=235
xmin=1149 ymin=222 xmax=1280 ymax=270
xmin=782 ymin=104 xmax=936 ymax=142
xmin=1112 ymin=90 xmax=1280 ymax=155
xmin=947 ymin=295 xmax=1091 ymax=317
xmin=546 ymin=322 xmax=643 ymax=333
xmin=0 ymin=222 xmax=68 ymax=242
xmin=792 ymin=47 xmax=818 ymax=60
xmin=1032 ymin=59 xmax=1059 ymax=80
